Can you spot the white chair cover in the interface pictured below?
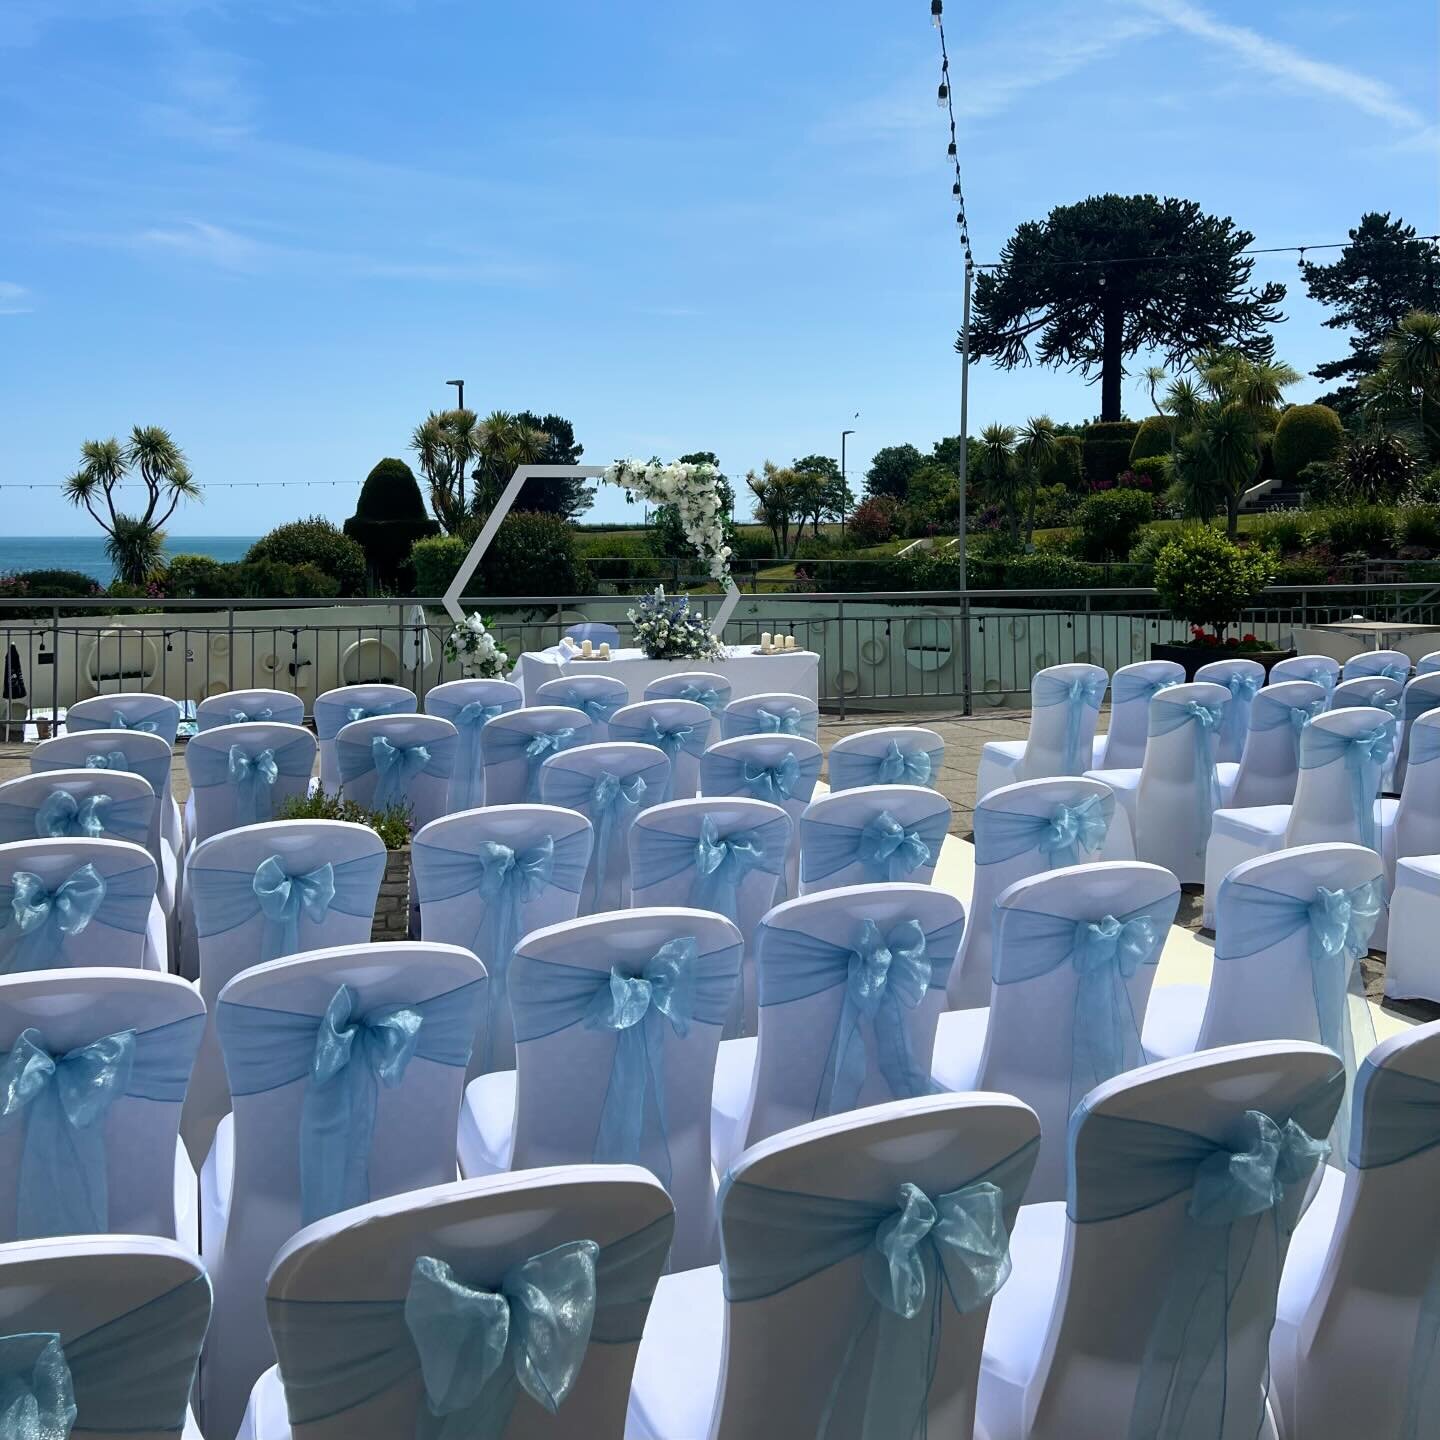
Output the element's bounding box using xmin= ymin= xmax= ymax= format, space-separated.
xmin=564 ymin=620 xmax=622 ymax=647
xmin=1092 ymin=659 xmax=1184 ymax=770
xmin=827 ymin=724 xmax=945 ymax=793
xmin=536 ymin=673 xmax=629 ymax=744
xmin=643 ymin=669 xmax=732 ymax=717
xmin=1419 ymin=650 xmax=1440 ymax=676
xmin=977 ymin=663 xmax=1108 ymax=802
xmin=480 ymin=705 xmax=594 ymax=807
xmin=312 ymin=684 xmax=416 ymax=791
xmin=628 ymin=1094 xmax=1041 ymax=1440
xmin=335 ymin=713 xmax=456 ymax=829
xmin=422 ymin=678 xmax=523 ymax=813
xmin=1342 ymin=648 xmax=1411 ymax=683
xmin=241 ymin=1167 xmax=674 ymax=1440
xmin=458 ymin=908 xmax=742 ymax=1271
xmin=1272 ymin=653 xmax=1341 ymax=693
xmin=1196 ymin=657 xmax=1266 ymax=765
xmin=930 ymin=860 xmax=1181 ymax=1202
xmin=798 ymin=784 xmax=952 ymax=895
xmin=720 ymin=690 xmax=820 ymax=743
xmin=976 ymin=1041 xmax=1343 ymax=1440
xmin=609 ymin=699 xmax=712 ymax=802
xmin=1220 ymin=680 xmax=1329 ymax=811
xmin=200 ymin=941 xmax=486 ymax=1439
xmin=1332 ymin=674 xmax=1402 ymax=791
xmin=185 ymin=722 xmax=317 ymax=848
xmin=1395 ymin=673 xmax=1440 ymax=792
xmin=537 ymin=742 xmax=670 ymax=913
xmin=196 ymin=689 xmax=305 ymax=732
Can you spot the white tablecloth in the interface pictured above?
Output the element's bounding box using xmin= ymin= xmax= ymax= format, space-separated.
xmin=517 ymin=645 xmax=820 ymax=706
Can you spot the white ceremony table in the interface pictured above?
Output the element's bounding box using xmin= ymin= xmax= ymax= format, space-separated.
xmin=516 ymin=645 xmax=820 ymax=706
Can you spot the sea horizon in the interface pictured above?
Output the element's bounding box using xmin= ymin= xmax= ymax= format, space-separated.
xmin=1 ymin=535 xmax=260 ymax=586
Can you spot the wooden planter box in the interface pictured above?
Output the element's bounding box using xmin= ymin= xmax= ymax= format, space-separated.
xmin=1150 ymin=642 xmax=1296 ymax=681
xmin=371 ymin=845 xmax=412 ymax=941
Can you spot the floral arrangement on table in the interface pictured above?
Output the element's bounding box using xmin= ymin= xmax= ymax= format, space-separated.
xmin=443 ymin=612 xmax=510 ymax=678
xmin=605 ymin=459 xmax=732 ymax=585
xmin=628 ymin=586 xmax=727 ymax=662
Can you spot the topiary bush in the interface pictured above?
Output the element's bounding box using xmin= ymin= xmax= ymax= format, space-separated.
xmin=1128 ymin=454 xmax=1172 ymax=489
xmin=1076 ymin=488 xmax=1153 ymax=560
xmin=849 ymin=495 xmax=900 ymax=546
xmin=248 ymin=516 xmax=367 ymax=595
xmin=1082 ymin=421 xmax=1141 ymax=487
xmin=408 ymin=535 xmax=467 ymax=595
xmin=1272 ymin=404 xmax=1345 ymax=483
xmin=1154 ymin=527 xmax=1275 ymax=637
xmin=1130 ymin=416 xmax=1172 ymax=464
xmin=344 ymin=458 xmax=439 ymax=591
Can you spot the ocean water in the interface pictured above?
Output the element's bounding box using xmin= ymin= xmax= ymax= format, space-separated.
xmin=1 ymin=536 xmax=258 ymax=585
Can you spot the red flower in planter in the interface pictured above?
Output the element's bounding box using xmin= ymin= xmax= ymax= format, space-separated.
xmin=1225 ymin=636 xmax=1240 ymax=647
xmin=1242 ymin=633 xmax=1258 ymax=643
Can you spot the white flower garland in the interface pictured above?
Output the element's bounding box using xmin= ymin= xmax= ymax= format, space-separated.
xmin=603 ymin=459 xmax=731 ymax=585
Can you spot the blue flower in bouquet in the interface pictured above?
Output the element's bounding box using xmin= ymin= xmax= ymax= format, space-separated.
xmin=627 ymin=586 xmax=727 ymax=662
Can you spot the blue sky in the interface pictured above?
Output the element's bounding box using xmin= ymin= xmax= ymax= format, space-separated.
xmin=1 ymin=0 xmax=1435 ymax=536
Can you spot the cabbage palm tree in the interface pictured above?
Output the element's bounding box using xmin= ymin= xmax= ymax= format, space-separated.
xmin=1369 ymin=310 xmax=1440 ymax=457
xmin=411 ymin=408 xmax=480 ymax=534
xmin=978 ymin=424 xmax=1020 ymax=544
xmin=1015 ymin=415 xmax=1058 ymax=546
xmin=472 ymin=410 xmax=551 ymax=515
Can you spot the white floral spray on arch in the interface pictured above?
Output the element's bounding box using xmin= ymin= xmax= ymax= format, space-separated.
xmin=603 ymin=459 xmax=733 ymax=585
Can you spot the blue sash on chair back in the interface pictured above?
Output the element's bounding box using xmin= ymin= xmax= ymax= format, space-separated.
xmin=69 ymin=700 xmax=181 ymax=746
xmin=703 ymin=749 xmax=822 ymax=807
xmin=548 ymin=687 xmax=626 ymax=731
xmin=1340 ymin=681 xmax=1402 ymax=723
xmin=802 ymin=808 xmax=950 ymax=885
xmin=1299 ymin=719 xmax=1394 ymax=851
xmin=1290 ymin=662 xmax=1339 ymax=694
xmin=482 ymin=724 xmax=581 ymax=802
xmin=1069 ymin=1069 xmax=1343 ymax=1440
xmin=412 ymin=831 xmax=589 ymax=1068
xmin=510 ymin=937 xmax=741 ymax=1187
xmin=993 ymin=893 xmax=1178 ymax=1115
xmin=1250 ymin=692 xmax=1326 ymax=767
xmin=541 ymin=758 xmax=668 ymax=904
xmin=189 ymin=734 xmax=315 ymax=827
xmin=189 ymin=851 xmax=386 ymax=964
xmin=0 ymin=1273 xmax=210 ymax=1436
xmin=1408 ymin=721 xmax=1440 ymax=772
xmin=0 ymin=788 xmax=154 ymax=850
xmin=265 ymin=1216 xmax=671 ymax=1439
xmin=1148 ymin=699 xmax=1225 ymax=855
xmin=629 ymin=813 xmax=788 ymax=923
xmin=314 ymin=694 xmax=415 ymax=741
xmin=719 ymin=1139 xmax=1038 ymax=1440
xmin=338 ymin=734 xmax=458 ymax=812
xmin=974 ymin=792 xmax=1113 ymax=869
xmin=0 ymin=1013 xmax=203 ymax=1239
xmin=40 ymin=745 xmax=172 ymax=812
xmin=609 ymin=716 xmax=708 ymax=803
xmin=426 ymin=694 xmax=517 ymax=812
xmin=1215 ymin=671 xmax=1262 ymax=754
xmin=758 ymin=913 xmax=960 ymax=1120
xmin=1112 ymin=671 xmax=1179 ymax=708
xmin=218 ymin=979 xmax=484 ymax=1225
xmin=726 ymin=704 xmax=817 ymax=740
xmin=829 ymin=740 xmax=945 ymax=793
xmin=0 ymin=863 xmax=152 ymax=974
xmin=675 ymin=681 xmax=728 ymax=714
xmin=1032 ymin=672 xmax=1106 ymax=775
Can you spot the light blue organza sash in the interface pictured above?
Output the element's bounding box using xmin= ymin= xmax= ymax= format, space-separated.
xmin=549 ymin=687 xmax=625 ymax=730
xmin=1149 ymin=700 xmax=1224 ymax=855
xmin=0 ymin=863 xmax=152 ymax=975
xmin=188 ymin=734 xmax=315 ymax=826
xmin=314 ymin=694 xmax=415 ymax=741
xmin=199 ymin=699 xmax=303 ymax=730
xmin=0 ymin=789 xmax=153 ymax=850
xmin=265 ymin=1216 xmax=671 ymax=1438
xmin=609 ymin=716 xmax=708 ymax=803
xmin=0 ymin=1274 xmax=210 ymax=1437
xmin=412 ymin=830 xmax=589 ymax=1068
xmin=629 ymin=814 xmax=787 ymax=923
xmin=994 ymin=895 xmax=1176 ymax=1114
xmin=1215 ymin=671 xmax=1262 ymax=753
xmin=1404 ymin=687 xmax=1440 ymax=740
xmin=70 ymin=702 xmax=179 ymax=743
xmin=338 ymin=734 xmax=457 ymax=812
xmin=1069 ymin=1072 xmax=1343 ymax=1440
xmin=676 ymin=682 xmax=726 ymax=714
xmin=704 ymin=749 xmax=822 ymax=806
xmin=189 ymin=851 xmax=385 ymax=963
xmin=1033 ymin=672 xmax=1106 ymax=774
xmin=481 ymin=725 xmax=580 ymax=802
xmin=1251 ymin=693 xmax=1326 ymax=764
xmin=1340 ymin=682 xmax=1402 ymax=724
xmin=1113 ymin=671 xmax=1180 ymax=708
xmin=758 ymin=915 xmax=959 ymax=1120
xmin=802 ymin=808 xmax=949 ymax=884
xmin=727 ymin=704 xmax=816 ymax=740
xmin=218 ymin=980 xmax=484 ymax=1225
xmin=511 ymin=937 xmax=741 ymax=1186
xmin=541 ymin=761 xmax=665 ymax=903
xmin=46 ymin=745 xmax=172 ymax=806
xmin=0 ymin=1013 xmax=203 ymax=1240
xmin=1408 ymin=722 xmax=1440 ymax=771
xmin=829 ymin=741 xmax=945 ymax=792
xmin=427 ymin=698 xmax=511 ymax=812
xmin=1299 ymin=720 xmax=1394 ymax=851
xmin=973 ymin=791 xmax=1112 ymax=869
xmin=1290 ymin=663 xmax=1339 ymax=694
xmin=720 ymin=1139 xmax=1036 ymax=1440
xmin=1216 ymin=875 xmax=1381 ymax=1157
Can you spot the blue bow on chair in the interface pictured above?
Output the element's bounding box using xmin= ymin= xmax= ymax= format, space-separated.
xmin=448 ymin=702 xmax=502 ymax=810
xmin=228 ymin=745 xmax=279 ymax=825
xmin=557 ymin=692 xmax=616 ymax=727
xmin=0 ymin=1333 xmax=77 ymax=1439
xmin=34 ymin=790 xmax=110 ymax=840
xmin=1040 ymin=795 xmax=1109 ymax=868
xmin=583 ymin=937 xmax=698 ymax=1186
xmin=743 ymin=754 xmax=801 ymax=803
xmin=1378 ymin=662 xmax=1410 ymax=683
xmin=1056 ymin=676 xmax=1106 ymax=773
xmin=522 ymin=729 xmax=575 ymax=801
xmin=0 ymin=1026 xmax=136 ymax=1239
xmin=456 ymin=702 xmax=502 ymax=730
xmin=876 ymin=741 xmax=933 ymax=786
xmin=857 ymin=812 xmax=932 ymax=880
xmin=756 ymin=706 xmax=803 ymax=736
xmin=371 ymin=737 xmax=431 ymax=811
xmin=346 ymin=704 xmax=382 ymax=723
xmin=1070 ymin=913 xmax=1158 ymax=1094
xmin=253 ymin=856 xmax=337 ymax=962
xmin=5 ymin=864 xmax=108 ymax=974
xmin=403 ymin=1243 xmax=599 ymax=1440
xmin=691 ymin=816 xmax=768 ymax=923
xmin=111 ymin=712 xmax=157 ymax=734
xmin=228 ymin=706 xmax=273 ymax=724
xmin=83 ymin=751 xmax=130 ymax=774
xmin=646 ymin=720 xmax=694 ymax=802
xmin=588 ymin=772 xmax=646 ymax=902
xmin=1153 ymin=700 xmax=1222 ymax=855
xmin=679 ymin=684 xmax=723 ymax=713
xmin=1343 ymin=726 xmax=1392 ymax=851
xmin=301 ymin=985 xmax=423 ymax=1225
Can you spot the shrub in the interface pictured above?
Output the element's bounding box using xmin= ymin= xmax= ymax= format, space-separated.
xmin=1409 ymin=467 xmax=1440 ymax=505
xmin=1248 ymin=510 xmax=1313 ymax=555
xmin=728 ymin=528 xmax=776 ymax=563
xmin=1272 ymin=404 xmax=1345 ymax=483
xmin=1130 ymin=416 xmax=1173 ymax=464
xmin=1076 ymin=488 xmax=1153 ymax=560
xmin=1127 ymin=526 xmax=1175 ymax=568
xmin=165 ymin=554 xmax=227 ymax=597
xmin=1038 ymin=434 xmax=1086 ymax=493
xmin=1006 ymin=551 xmax=1096 ymax=588
xmin=278 ymin=786 xmax=411 ymax=849
xmin=1154 ymin=527 xmax=1275 ymax=636
xmin=409 ymin=535 xmax=468 ymax=595
xmin=1335 ymin=430 xmax=1421 ymax=503
xmin=11 ymin=568 xmax=103 ymax=597
xmin=849 ymin=495 xmax=900 ymax=546
xmin=1030 ymin=483 xmax=1081 ymax=530
xmin=575 ymin=532 xmax=660 ymax=583
xmin=1397 ymin=504 xmax=1440 ymax=552
xmin=1129 ymin=454 xmax=1172 ymax=488
xmin=344 ymin=458 xmax=439 ymax=590
xmin=477 ymin=510 xmax=591 ymax=597
xmin=164 ymin=555 xmax=339 ymax=600
xmin=1271 ymin=555 xmax=1330 ymax=586
xmin=1082 ymin=421 xmax=1141 ymax=487
xmin=247 ymin=516 xmax=366 ymax=595
xmin=1313 ymin=504 xmax=1396 ymax=557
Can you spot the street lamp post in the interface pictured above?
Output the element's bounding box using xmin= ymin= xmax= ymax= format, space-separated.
xmin=446 ymin=379 xmax=464 ymax=411
xmin=841 ymin=422 xmax=857 ymax=538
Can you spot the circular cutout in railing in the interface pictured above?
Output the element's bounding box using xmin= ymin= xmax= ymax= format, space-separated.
xmin=1009 ymin=617 xmax=1028 ymax=642
xmin=834 ymin=667 xmax=861 ymax=696
xmin=1033 ymin=652 xmax=1053 ymax=672
xmin=858 ymin=637 xmax=887 ymax=667
xmin=981 ymin=676 xmax=1005 ymax=708
xmin=342 ymin=638 xmax=402 ymax=686
xmin=903 ymin=613 xmax=954 ymax=673
xmin=210 ymin=634 xmax=229 ymax=658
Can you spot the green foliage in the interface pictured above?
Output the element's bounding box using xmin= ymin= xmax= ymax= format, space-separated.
xmin=409 ymin=535 xmax=468 ymax=596
xmin=849 ymin=496 xmax=899 ymax=546
xmin=1397 ymin=504 xmax=1440 ymax=552
xmin=277 ymin=787 xmax=412 ymax=850
xmin=1248 ymin=511 xmax=1313 ymax=554
xmin=514 ymin=411 xmax=591 ymax=518
xmin=1076 ymin=488 xmax=1153 ymax=560
xmin=1029 ymin=484 xmax=1082 ymax=529
xmin=1313 ymin=504 xmax=1397 ymax=556
xmin=345 ymin=458 xmax=440 ymax=590
xmin=1130 ymin=416 xmax=1173 ymax=463
xmin=1272 ymin=404 xmax=1345 ymax=482
xmin=864 ymin=444 xmax=925 ymax=501
xmin=727 ymin=528 xmax=777 ymax=563
xmin=900 ymin=463 xmax=959 ymax=536
xmin=1271 ymin=555 xmax=1331 ymax=586
xmin=1296 ymin=460 xmax=1343 ymax=504
xmin=8 ymin=569 xmax=102 ymax=597
xmin=1083 ymin=421 xmax=1141 ymax=486
xmin=574 ymin=532 xmax=659 ymax=583
xmin=247 ymin=516 xmax=367 ymax=594
xmin=1153 ymin=527 xmax=1275 ymax=634
xmin=1126 ymin=526 xmax=1174 ymax=568
xmin=165 ymin=556 xmax=339 ymax=600
xmin=1038 ymin=434 xmax=1085 ymax=492
xmin=1335 ymin=429 xmax=1421 ymax=503
xmin=476 ymin=511 xmax=591 ymax=596
xmin=1128 ymin=454 xmax=1172 ymax=487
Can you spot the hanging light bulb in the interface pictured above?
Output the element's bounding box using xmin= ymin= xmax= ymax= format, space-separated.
xmin=947 ymin=140 xmax=957 ymax=157
xmin=952 ymin=181 xmax=962 ymax=201
xmin=937 ymin=81 xmax=949 ymax=106
xmin=931 ymin=0 xmax=943 ymax=26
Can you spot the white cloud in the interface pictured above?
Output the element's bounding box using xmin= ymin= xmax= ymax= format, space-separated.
xmin=134 ymin=219 xmax=263 ymax=270
xmin=0 ymin=282 xmax=33 ymax=315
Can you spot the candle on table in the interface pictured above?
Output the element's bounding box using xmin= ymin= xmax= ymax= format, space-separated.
xmin=582 ymin=639 xmax=593 ymax=656
xmin=599 ymin=642 xmax=610 ymax=658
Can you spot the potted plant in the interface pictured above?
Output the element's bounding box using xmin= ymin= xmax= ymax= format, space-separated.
xmin=1151 ymin=527 xmax=1293 ymax=678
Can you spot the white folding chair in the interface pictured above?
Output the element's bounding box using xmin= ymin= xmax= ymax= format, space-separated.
xmin=975 ymin=1042 xmax=1344 ymax=1440
xmin=185 ymin=722 xmax=317 ymax=848
xmin=564 ymin=620 xmax=622 ymax=647
xmin=537 ymin=741 xmax=670 ymax=913
xmin=644 ymin=669 xmax=732 ymax=717
xmin=335 ymin=713 xmax=456 ymax=829
xmin=1383 ymin=707 xmax=1440 ymax=1000
xmin=1394 ymin=673 xmax=1440 ymax=792
xmin=610 ymin=698 xmax=712 ymax=802
xmin=1216 ymin=679 xmax=1327 ymax=810
xmin=1342 ymin=648 xmax=1410 ymax=683
xmin=480 ymin=705 xmax=594 ymax=806
xmin=196 ymin=688 xmax=305 ymax=732
xmin=977 ymin=663 xmax=1108 ymax=802
xmin=241 ymin=1167 xmax=674 ymax=1440
xmin=798 ymin=784 xmax=951 ymax=894
xmin=536 ymin=672 xmax=630 ymax=743
xmin=0 ymin=837 xmax=163 ymax=974
xmin=414 ymin=804 xmax=592 ymax=1075
xmin=1418 ymin=650 xmax=1440 ymax=676
xmin=0 ymin=969 xmax=202 ymax=1245
xmin=200 ymin=941 xmax=487 ymax=1439
xmin=422 ymin=677 xmax=522 ymax=812
xmin=312 ymin=683 xmax=416 ymax=792
xmin=1090 ymin=659 xmax=1183 ymax=770
xmin=629 ymin=1094 xmax=1041 ymax=1440
xmin=930 ymin=861 xmax=1181 ymax=1202
xmin=828 ymin=724 xmax=945 ymax=792
xmin=1272 ymin=653 xmax=1341 ymax=694
xmin=1196 ymin=656 xmax=1266 ymax=765
xmin=0 ymin=1235 xmax=210 ymax=1440
xmin=720 ymin=690 xmax=819 ymax=742
xmin=952 ymin=777 xmax=1131 ymax=1010
xmin=458 ymin=908 xmax=741 ymax=1271
xmin=1270 ymin=1020 xmax=1440 ymax=1440
xmin=1331 ymin=674 xmax=1402 ymax=792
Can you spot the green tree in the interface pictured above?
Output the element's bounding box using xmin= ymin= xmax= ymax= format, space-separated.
xmin=1015 ymin=415 xmax=1059 ymax=545
xmin=1363 ymin=311 xmax=1440 ymax=459
xmin=790 ymin=454 xmax=851 ymax=536
xmin=411 ymin=408 xmax=481 ymax=534
xmin=344 ymin=458 xmax=439 ymax=590
xmin=512 ymin=410 xmax=592 ymax=519
xmin=646 ymin=451 xmax=736 ymax=557
xmin=471 ymin=410 xmax=550 ymax=517
xmin=746 ymin=462 xmax=804 ymax=557
xmin=964 ymin=194 xmax=1285 ymax=422
xmin=63 ymin=426 xmax=200 ymax=586
xmin=864 ymin=443 xmax=925 ymax=501
xmin=978 ymin=424 xmax=1020 ymax=544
